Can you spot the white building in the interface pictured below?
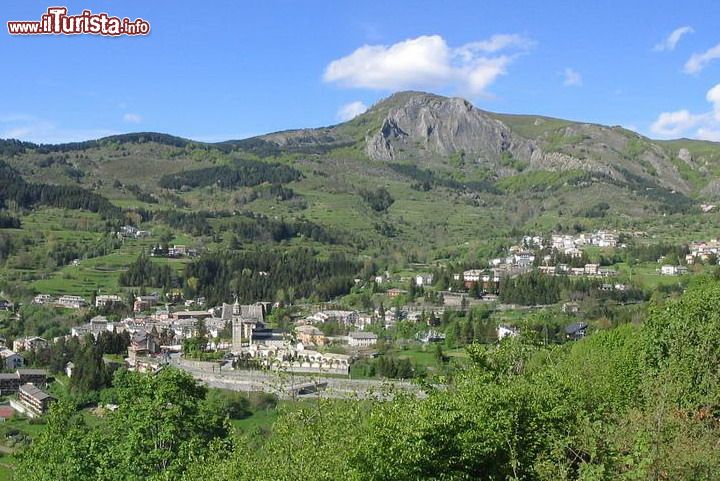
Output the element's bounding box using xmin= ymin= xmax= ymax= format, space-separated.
xmin=514 ymin=252 xmax=535 ymax=267
xmin=57 ymin=295 xmax=87 ymax=309
xmin=415 ymin=274 xmax=434 ymax=287
xmin=584 ymin=264 xmax=599 ymax=275
xmin=497 ymin=325 xmax=519 ymax=340
xmin=95 ymin=295 xmax=123 ymax=308
xmin=463 ymin=270 xmax=484 ymax=283
xmin=660 ymin=265 xmax=688 ymax=276
xmin=306 ymin=310 xmax=359 ymax=326
xmin=12 ymin=337 xmax=48 ymax=353
xmin=32 ymin=294 xmax=53 ymax=305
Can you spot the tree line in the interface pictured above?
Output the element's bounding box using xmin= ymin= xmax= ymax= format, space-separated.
xmin=184 ymin=247 xmax=359 ymax=305
xmin=157 ymin=159 xmax=301 ymax=190
xmin=0 ymin=160 xmax=121 ymax=219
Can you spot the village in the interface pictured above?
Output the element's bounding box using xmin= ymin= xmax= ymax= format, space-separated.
xmin=0 ymin=226 xmax=716 ymax=420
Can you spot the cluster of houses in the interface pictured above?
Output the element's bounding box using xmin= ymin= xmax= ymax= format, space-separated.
xmin=453 ymin=232 xmax=628 ymax=293
xmin=229 ymin=304 xmax=381 ymax=375
xmin=489 ymin=250 xmax=536 ymax=269
xmin=43 ymin=293 xmax=167 ymax=312
xmin=456 ymin=269 xmax=504 ymax=292
xmin=686 ymin=238 xmax=720 ymax=265
xmin=506 ymin=231 xmax=621 ymax=259
xmin=116 ymin=225 xmax=151 ymax=239
xmin=55 ymin=298 xmax=381 ymax=375
xmin=227 ymin=303 xmax=370 ymax=375
xmin=550 ymin=230 xmax=619 ymax=250
xmin=0 ymin=368 xmax=54 ymax=418
xmin=150 ymin=244 xmax=199 ymax=258
xmin=537 ymin=263 xmax=618 ymax=277
xmin=32 ymin=294 xmax=89 ymax=309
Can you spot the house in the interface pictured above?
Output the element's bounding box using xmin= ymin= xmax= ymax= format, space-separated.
xmin=538 ymin=266 xmax=556 ymax=275
xmin=57 ymin=295 xmax=87 ymax=309
xmin=95 ymin=295 xmax=123 ymax=308
xmin=584 ymin=264 xmax=599 ymax=275
xmin=565 ymin=247 xmax=583 ymax=258
xmin=12 ymin=336 xmax=48 ymax=353
xmin=514 ymin=252 xmax=535 ymax=267
xmin=172 ymin=310 xmax=212 ymax=321
xmin=594 ymin=231 xmax=618 ymax=248
xmin=295 ymin=325 xmax=327 ymax=346
xmin=660 ymin=265 xmax=688 ymax=276
xmin=17 ymin=369 xmax=48 ymax=387
xmin=305 ymin=310 xmax=359 ymax=326
xmin=134 ymin=294 xmax=159 ymax=312
xmin=415 ymin=274 xmax=434 ymax=287
xmin=0 ymin=374 xmax=20 ymax=395
xmin=348 ymin=331 xmax=378 ymax=347
xmin=171 ymin=318 xmax=199 ymax=339
xmin=418 ymin=331 xmax=445 ymax=343
xmin=0 ymin=349 xmax=23 ymax=370
xmin=562 ymin=302 xmax=580 ymax=314
xmin=497 ymin=325 xmax=519 ymax=340
xmin=16 ymin=384 xmax=55 ymax=417
xmin=463 ymin=269 xmax=483 ymax=284
xmin=167 ymin=245 xmax=198 ymax=258
xmin=386 ymin=288 xmax=407 ymax=298
xmin=32 ymin=294 xmax=53 ymax=305
xmin=565 ymin=322 xmax=588 ymax=341
xmin=356 ymin=314 xmax=374 ymax=329
xmin=598 ymin=267 xmax=617 ymax=277
xmin=250 ymin=325 xmax=288 ymax=347
xmin=127 ymin=330 xmax=161 ymax=364
xmin=65 ymin=362 xmax=74 ymax=378
xmin=119 ymin=225 xmax=139 ymax=237
xmin=71 ymin=325 xmax=92 ymax=338
xmin=89 ymin=316 xmax=111 ymax=335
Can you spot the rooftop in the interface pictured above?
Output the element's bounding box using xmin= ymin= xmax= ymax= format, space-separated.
xmin=19 ymin=383 xmax=53 ymax=401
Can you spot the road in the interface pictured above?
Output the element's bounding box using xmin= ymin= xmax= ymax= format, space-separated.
xmin=172 ymin=359 xmax=428 ymax=400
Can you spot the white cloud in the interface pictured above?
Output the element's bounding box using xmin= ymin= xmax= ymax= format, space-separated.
xmin=123 ymin=113 xmax=142 ymax=123
xmin=0 ymin=114 xmax=115 ymax=144
xmin=654 ymin=26 xmax=694 ymax=52
xmin=323 ymin=34 xmax=533 ymax=96
xmin=684 ymin=42 xmax=720 ymax=74
xmin=563 ymin=67 xmax=582 ymax=87
xmin=696 ymin=128 xmax=720 ymax=141
xmin=650 ymin=110 xmax=702 ymax=137
xmin=336 ymin=101 xmax=368 ymax=121
xmin=650 ymin=83 xmax=720 ymax=139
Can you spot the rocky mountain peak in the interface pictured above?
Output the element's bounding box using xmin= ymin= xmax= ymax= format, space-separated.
xmin=365 ymin=91 xmax=519 ymax=162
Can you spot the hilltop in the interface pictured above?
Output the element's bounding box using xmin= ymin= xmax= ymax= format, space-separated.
xmin=2 ymin=91 xmax=720 ymax=273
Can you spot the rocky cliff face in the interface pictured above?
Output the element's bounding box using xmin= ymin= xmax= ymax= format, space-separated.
xmin=364 ymin=93 xmax=520 ymax=163
xmin=361 ymin=91 xmax=690 ymax=192
xmin=251 ymin=91 xmax=707 ymax=194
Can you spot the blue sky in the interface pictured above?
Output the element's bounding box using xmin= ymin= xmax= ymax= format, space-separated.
xmin=2 ymin=0 xmax=720 ymax=143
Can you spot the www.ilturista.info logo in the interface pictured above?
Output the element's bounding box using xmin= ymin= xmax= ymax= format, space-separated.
xmin=7 ymin=7 xmax=150 ymax=36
